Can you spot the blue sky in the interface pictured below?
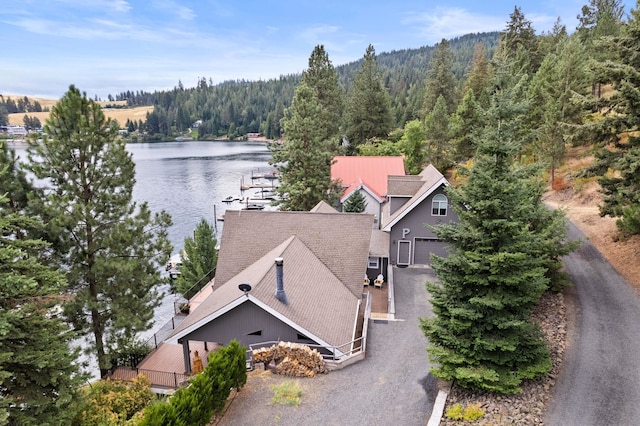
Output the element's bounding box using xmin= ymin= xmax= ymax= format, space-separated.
xmin=1 ymin=1 xmax=630 ymax=99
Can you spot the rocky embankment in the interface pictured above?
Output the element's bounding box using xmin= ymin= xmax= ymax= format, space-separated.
xmin=440 ymin=291 xmax=567 ymax=425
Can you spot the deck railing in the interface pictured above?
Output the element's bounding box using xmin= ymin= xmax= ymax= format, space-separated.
xmin=247 ymin=292 xmax=372 ymax=362
xmin=111 ymin=366 xmax=191 ymax=389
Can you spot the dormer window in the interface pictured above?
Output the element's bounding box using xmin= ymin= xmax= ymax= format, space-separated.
xmin=432 ymin=194 xmax=448 ymax=216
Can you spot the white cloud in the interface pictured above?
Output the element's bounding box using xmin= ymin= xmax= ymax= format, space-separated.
xmin=51 ymin=0 xmax=132 ymax=14
xmin=152 ymin=0 xmax=196 ymax=21
xmin=401 ymin=7 xmax=506 ymax=43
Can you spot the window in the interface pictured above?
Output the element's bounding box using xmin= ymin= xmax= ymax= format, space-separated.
xmin=247 ymin=330 xmax=262 ymax=336
xmin=432 ymin=194 xmax=448 ymax=216
xmin=368 ymin=257 xmax=379 ymax=269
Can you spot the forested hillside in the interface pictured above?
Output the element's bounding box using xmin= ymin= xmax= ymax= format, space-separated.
xmin=114 ymin=32 xmax=499 ymax=140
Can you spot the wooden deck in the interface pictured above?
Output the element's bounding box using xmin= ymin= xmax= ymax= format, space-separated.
xmin=109 ymin=340 xmax=221 ymax=389
xmin=364 ymin=281 xmax=388 ymax=315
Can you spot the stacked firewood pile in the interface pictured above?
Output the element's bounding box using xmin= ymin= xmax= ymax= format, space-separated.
xmin=252 ymin=342 xmax=327 ymax=377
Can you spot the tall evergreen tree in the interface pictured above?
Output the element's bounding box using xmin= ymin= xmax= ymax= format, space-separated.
xmin=175 ymin=218 xmax=218 ymax=298
xmin=577 ymin=0 xmax=625 ymax=41
xmin=423 ymin=38 xmax=458 ymax=115
xmin=577 ymin=4 xmax=640 ymax=235
xmin=462 ymin=43 xmax=493 ymax=109
xmin=424 ymin=95 xmax=453 ymax=171
xmin=527 ymin=35 xmax=590 ymax=183
xmin=499 ymin=6 xmax=541 ymax=74
xmin=0 ymin=173 xmax=86 ymax=424
xmin=26 ymin=85 xmax=173 ymax=377
xmin=450 ymin=89 xmax=485 ymax=162
xmin=577 ymin=0 xmax=626 ymax=99
xmin=421 ymin=63 xmax=576 ymax=394
xmin=345 ymin=44 xmax=394 ymax=153
xmin=271 ymin=82 xmax=341 ymax=211
xmin=300 ymin=45 xmax=344 ymax=143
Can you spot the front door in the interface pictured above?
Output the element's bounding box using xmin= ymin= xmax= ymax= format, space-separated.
xmin=397 ymin=240 xmax=411 ymax=266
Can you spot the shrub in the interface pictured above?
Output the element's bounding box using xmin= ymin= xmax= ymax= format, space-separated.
xmin=137 ymin=340 xmax=247 ymax=425
xmin=73 ymin=375 xmax=153 ymax=425
xmin=445 ymin=402 xmax=485 ymax=422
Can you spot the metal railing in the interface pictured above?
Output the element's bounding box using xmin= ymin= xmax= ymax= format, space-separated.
xmin=111 ymin=367 xmax=191 ymax=389
xmin=247 ymin=292 xmax=372 ymax=362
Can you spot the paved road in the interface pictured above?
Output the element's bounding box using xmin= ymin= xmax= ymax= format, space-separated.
xmin=218 ymin=266 xmax=438 ymax=426
xmin=545 ymin=221 xmax=640 ymax=426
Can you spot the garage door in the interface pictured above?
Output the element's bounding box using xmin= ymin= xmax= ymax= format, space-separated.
xmin=413 ymin=239 xmax=447 ymax=265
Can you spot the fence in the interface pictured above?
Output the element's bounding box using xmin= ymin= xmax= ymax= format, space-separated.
xmin=110 ymin=366 xmax=191 ymax=389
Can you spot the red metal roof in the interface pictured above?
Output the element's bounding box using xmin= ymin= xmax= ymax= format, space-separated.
xmin=331 ymin=156 xmax=405 ymax=200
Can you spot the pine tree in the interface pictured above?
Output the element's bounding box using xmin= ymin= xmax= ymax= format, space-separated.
xmin=0 ymin=173 xmax=86 ymax=423
xmin=300 ymin=45 xmax=344 ymax=143
xmin=576 ymin=0 xmax=625 ymax=98
xmin=499 ymin=6 xmax=541 ymax=74
xmin=175 ymin=219 xmax=218 ymax=298
xmin=450 ymin=89 xmax=484 ymax=162
xmin=577 ymin=5 xmax=640 ymax=235
xmin=343 ymin=190 xmax=367 ymax=213
xmin=420 ymin=68 xmax=576 ymax=394
xmin=271 ymin=83 xmax=341 ymax=211
xmin=345 ymin=44 xmax=394 ymax=153
xmin=462 ymin=43 xmax=493 ymax=109
xmin=424 ymin=95 xmax=453 ymax=171
xmin=270 ymin=46 xmax=343 ymax=211
xmin=527 ymin=35 xmax=589 ymax=183
xmin=26 ymin=85 xmax=173 ymax=377
xmin=423 ymin=38 xmax=458 ymax=115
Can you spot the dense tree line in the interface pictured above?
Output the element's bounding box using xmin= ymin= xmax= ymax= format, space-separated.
xmin=108 ymin=32 xmax=499 ymax=141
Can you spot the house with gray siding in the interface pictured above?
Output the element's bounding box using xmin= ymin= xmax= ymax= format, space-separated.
xmin=381 ymin=164 xmax=458 ymax=267
xmin=166 ymin=210 xmax=374 ymax=373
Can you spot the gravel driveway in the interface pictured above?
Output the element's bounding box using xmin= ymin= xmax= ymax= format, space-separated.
xmin=217 ymin=266 xmax=438 ymax=426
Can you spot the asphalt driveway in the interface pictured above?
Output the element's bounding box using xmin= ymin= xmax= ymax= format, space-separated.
xmin=545 ymin=221 xmax=640 ymax=425
xmin=218 ymin=266 xmax=438 ymax=426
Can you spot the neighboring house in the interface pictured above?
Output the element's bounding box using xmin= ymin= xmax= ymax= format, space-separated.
xmin=381 ymin=164 xmax=458 ymax=267
xmin=165 ymin=210 xmax=374 ymax=373
xmin=331 ymin=156 xmax=405 ymax=228
xmin=0 ymin=125 xmax=28 ymax=136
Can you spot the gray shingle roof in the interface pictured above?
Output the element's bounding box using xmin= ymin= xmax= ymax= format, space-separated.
xmin=216 ymin=210 xmax=374 ymax=297
xmin=387 ymin=175 xmax=424 ymax=196
xmin=310 ymin=200 xmax=338 ymax=213
xmin=369 ymin=229 xmax=390 ymax=258
xmin=168 ymin=235 xmax=360 ymax=347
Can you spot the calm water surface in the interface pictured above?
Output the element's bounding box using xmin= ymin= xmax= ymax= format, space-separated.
xmin=129 ymin=140 xmax=273 ymax=250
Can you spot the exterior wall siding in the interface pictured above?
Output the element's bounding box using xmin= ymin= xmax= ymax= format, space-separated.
xmin=388 ymin=185 xmax=458 ymax=266
xmin=388 ymin=196 xmax=410 ymax=215
xmin=366 ymin=256 xmax=388 ymax=280
xmin=182 ymin=301 xmax=320 ymax=349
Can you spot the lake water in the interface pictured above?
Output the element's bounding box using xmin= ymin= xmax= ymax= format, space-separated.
xmin=129 ymin=140 xmax=273 ymax=249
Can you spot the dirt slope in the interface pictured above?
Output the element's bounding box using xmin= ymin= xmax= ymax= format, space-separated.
xmin=544 ymin=146 xmax=640 ymax=289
